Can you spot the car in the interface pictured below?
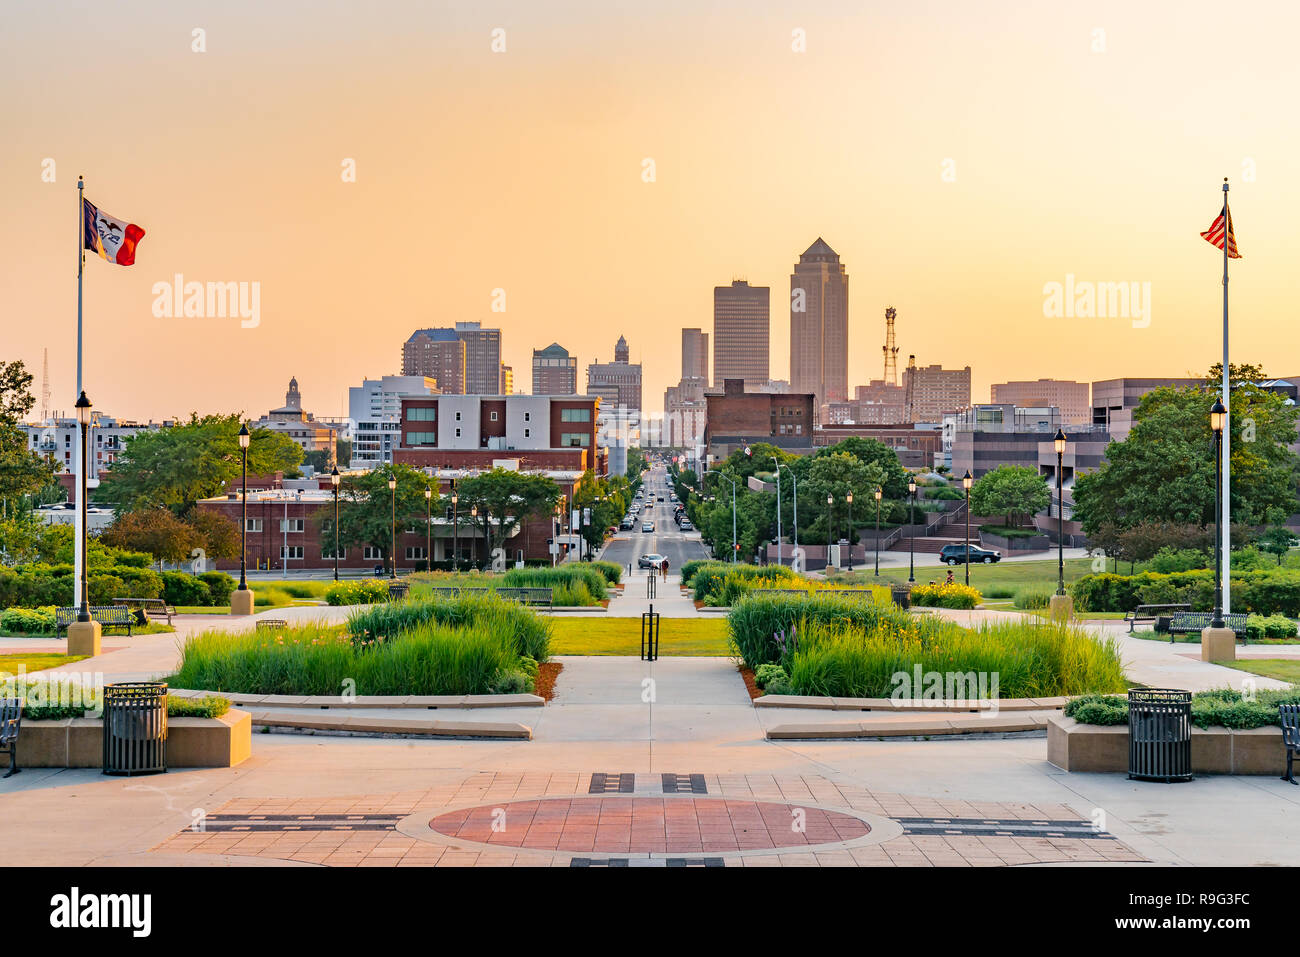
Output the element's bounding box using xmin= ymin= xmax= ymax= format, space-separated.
xmin=642 ymin=521 xmax=655 ymax=533
xmin=638 ymin=553 xmax=666 ymax=568
xmin=679 ymin=519 xmax=693 ymax=531
xmin=656 ymin=496 xmax=664 ymax=502
xmin=939 ymin=544 xmax=1001 ymax=565
xmin=619 ymin=518 xmax=634 ymax=530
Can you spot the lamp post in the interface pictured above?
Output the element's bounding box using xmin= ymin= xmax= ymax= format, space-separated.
xmin=231 ymin=423 xmax=255 ymax=616
xmin=451 ymin=490 xmax=459 ymax=570
xmin=772 ymin=457 xmax=782 ymax=568
xmin=1053 ymin=429 xmax=1066 ymax=597
xmin=470 ymin=505 xmax=478 ymax=567
xmin=907 ymin=477 xmax=917 ymax=583
xmin=827 ymin=494 xmax=834 ymax=571
xmin=962 ymin=470 xmax=973 ymax=587
xmin=845 ymin=492 xmax=854 ymax=572
xmin=387 ymin=472 xmax=397 ymax=579
xmin=792 ymin=471 xmax=799 ymax=556
xmin=873 ymin=487 xmax=882 ymax=576
xmin=424 ymin=485 xmax=432 ymax=573
xmin=1210 ymin=400 xmax=1227 ymax=630
xmin=67 ymin=392 xmax=101 ymax=656
xmin=330 ymin=466 xmax=340 ymax=581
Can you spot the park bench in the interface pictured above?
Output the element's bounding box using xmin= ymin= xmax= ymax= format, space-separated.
xmin=112 ymin=597 xmax=177 ymax=626
xmin=1282 ymin=704 xmax=1300 ymax=785
xmin=0 ymin=698 xmax=20 ymax=778
xmin=256 ymin=619 xmax=289 ymax=630
xmin=1167 ymin=612 xmax=1247 ymax=640
xmin=55 ymin=606 xmax=134 ymax=637
xmin=759 ymin=588 xmax=878 ymax=600
xmin=496 ymin=587 xmax=553 ymax=608
xmin=1125 ymin=603 xmax=1190 ymax=633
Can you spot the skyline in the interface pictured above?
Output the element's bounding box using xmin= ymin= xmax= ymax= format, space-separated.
xmin=4 ymin=0 xmax=1297 ymax=423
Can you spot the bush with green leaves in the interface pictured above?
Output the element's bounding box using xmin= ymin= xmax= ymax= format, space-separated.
xmin=1013 ymin=588 xmax=1052 ymax=610
xmin=346 ymin=592 xmax=551 ymax=661
xmin=502 ymin=565 xmax=608 ymax=602
xmin=680 ymin=560 xmax=727 ymax=587
xmin=199 ymin=571 xmax=236 ymax=605
xmin=1069 ymin=569 xmax=1300 ymax=616
xmin=1064 ymin=693 xmax=1128 ymax=725
xmin=588 ymin=560 xmax=623 ymax=585
xmin=167 ymin=694 xmax=231 ymax=718
xmin=0 ymin=606 xmax=57 ymax=635
xmin=161 ymin=571 xmax=211 ymax=607
xmin=1065 ymin=686 xmax=1300 ymax=729
xmin=1244 ymin=614 xmax=1298 ymax=640
xmin=983 ymin=585 xmax=1016 ymax=600
xmin=753 ymin=663 xmax=788 ymax=689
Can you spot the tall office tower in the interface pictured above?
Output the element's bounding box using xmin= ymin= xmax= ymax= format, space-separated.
xmin=681 ymin=328 xmax=709 ymax=383
xmin=455 ymin=321 xmax=503 ymax=394
xmin=401 ymin=328 xmax=467 ymax=393
xmin=789 ymin=238 xmax=849 ymax=407
xmin=713 ymin=280 xmax=769 ymax=386
xmin=500 ymin=364 xmax=513 ymax=395
xmin=532 ymin=343 xmax=578 ymax=395
xmin=903 ymin=363 xmax=972 ymax=421
xmin=586 ymin=336 xmax=643 ymax=411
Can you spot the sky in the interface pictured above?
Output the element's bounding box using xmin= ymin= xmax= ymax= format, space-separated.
xmin=3 ymin=0 xmax=1298 ymax=423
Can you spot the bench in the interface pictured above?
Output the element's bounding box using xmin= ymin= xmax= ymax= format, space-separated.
xmin=425 ymin=586 xmax=552 ymax=607
xmin=256 ymin=619 xmax=289 ymax=630
xmin=0 ymin=698 xmax=19 ymax=778
xmin=759 ymin=588 xmax=879 ymax=600
xmin=55 ymin=606 xmax=134 ymax=636
xmin=1124 ymin=603 xmax=1190 ymax=633
xmin=1167 ymin=612 xmax=1247 ymax=640
xmin=1282 ymin=704 xmax=1300 ymax=785
xmin=112 ymin=597 xmax=177 ymax=625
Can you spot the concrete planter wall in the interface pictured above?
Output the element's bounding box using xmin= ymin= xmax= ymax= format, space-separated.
xmin=980 ymin=530 xmax=1050 ymax=551
xmin=1047 ymin=715 xmax=1290 ymax=775
xmin=15 ymin=710 xmax=252 ymax=769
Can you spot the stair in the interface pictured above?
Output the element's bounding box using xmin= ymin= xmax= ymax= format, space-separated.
xmin=898 ymin=536 xmax=967 ymax=554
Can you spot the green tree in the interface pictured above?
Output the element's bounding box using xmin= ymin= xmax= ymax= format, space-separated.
xmin=335 ymin=463 xmax=437 ymax=573
xmin=571 ymin=470 xmax=631 ymax=553
xmin=0 ymin=359 xmax=58 ymax=503
xmin=456 ymin=468 xmax=560 ymax=562
xmin=814 ymin=437 xmax=909 ymax=498
xmin=968 ymin=465 xmax=1050 ymax=529
xmin=99 ymin=414 xmax=304 ymax=515
xmin=1256 ymin=525 xmax=1294 ymax=566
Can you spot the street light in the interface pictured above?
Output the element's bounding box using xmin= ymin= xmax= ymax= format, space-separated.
xmin=470 ymin=505 xmax=478 ymax=567
xmin=827 ymin=494 xmax=834 ymax=571
xmin=846 ymin=492 xmax=854 ymax=572
xmin=907 ymin=477 xmax=917 ymax=583
xmin=451 ymin=488 xmax=459 ymax=571
xmin=74 ymin=392 xmax=92 ymax=623
xmin=962 ymin=469 xmax=973 ymax=586
xmin=1053 ymin=429 xmax=1067 ymax=598
xmin=330 ymin=466 xmax=340 ymax=581
xmin=424 ymin=485 xmax=432 ymax=573
xmin=387 ymin=472 xmax=397 ymax=579
xmin=1210 ymin=399 xmax=1227 ymax=629
xmin=237 ymin=424 xmax=250 ymax=593
xmin=772 ymin=457 xmax=782 ymax=568
xmin=873 ymin=486 xmax=882 ymax=576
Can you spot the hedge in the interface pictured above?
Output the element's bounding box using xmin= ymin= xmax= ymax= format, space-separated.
xmin=1070 ymin=569 xmax=1300 ymax=616
xmin=1067 ymin=688 xmax=1300 ymax=729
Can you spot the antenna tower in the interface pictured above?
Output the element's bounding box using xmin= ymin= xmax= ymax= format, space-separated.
xmin=41 ymin=348 xmax=51 ymax=422
xmin=882 ymin=307 xmax=899 ymax=386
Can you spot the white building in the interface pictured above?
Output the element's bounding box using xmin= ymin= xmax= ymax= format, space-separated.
xmin=347 ymin=375 xmax=438 ymax=469
xmin=21 ymin=415 xmax=169 ymax=480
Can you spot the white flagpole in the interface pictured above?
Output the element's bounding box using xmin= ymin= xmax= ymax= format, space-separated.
xmin=1221 ymin=178 xmax=1231 ymax=614
xmin=74 ymin=176 xmax=84 ymax=606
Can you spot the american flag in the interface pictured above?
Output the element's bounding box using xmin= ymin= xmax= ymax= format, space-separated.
xmin=1200 ymin=202 xmax=1241 ymax=258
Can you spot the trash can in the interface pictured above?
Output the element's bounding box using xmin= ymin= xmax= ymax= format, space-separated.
xmin=1154 ymin=615 xmax=1173 ymax=634
xmin=1127 ymin=688 xmax=1192 ymax=782
xmin=102 ymin=682 xmax=167 ymax=776
xmin=890 ymin=584 xmax=912 ymax=610
xmin=388 ymin=582 xmax=410 ymax=601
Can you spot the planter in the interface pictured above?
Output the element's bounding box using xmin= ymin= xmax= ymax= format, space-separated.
xmin=14 ymin=710 xmax=251 ymax=769
xmin=1047 ymin=715 xmax=1291 ymax=775
xmin=980 ymin=530 xmax=1050 ymax=552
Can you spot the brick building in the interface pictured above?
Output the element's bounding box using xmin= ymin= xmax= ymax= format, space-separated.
xmin=704 ymin=378 xmax=816 ymax=459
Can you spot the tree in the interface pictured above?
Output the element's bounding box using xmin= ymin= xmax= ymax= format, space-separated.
xmin=188 ymin=510 xmax=241 ymax=560
xmin=968 ymin=465 xmax=1050 ymax=529
xmin=0 ymin=359 xmax=57 ymax=503
xmin=99 ymin=413 xmax=304 ymax=515
xmin=1256 ymin=526 xmax=1295 ymax=566
xmin=571 ymin=470 xmax=630 ymax=553
xmin=804 ymin=452 xmax=887 ymax=543
xmin=814 ymin=437 xmax=909 ymax=498
xmin=99 ymin=509 xmax=198 ymax=563
xmin=1073 ymin=380 xmax=1298 ymax=536
xmin=303 ymin=449 xmax=333 ymax=473
xmin=456 ymin=468 xmax=560 ymax=562
xmin=335 ymin=464 xmax=437 ymax=573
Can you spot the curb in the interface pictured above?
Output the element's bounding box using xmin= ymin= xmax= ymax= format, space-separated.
xmin=168 ymin=689 xmax=544 ymax=709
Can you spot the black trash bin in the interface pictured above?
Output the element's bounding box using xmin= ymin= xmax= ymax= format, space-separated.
xmin=388 ymin=581 xmax=410 ymax=601
xmin=890 ymin=584 xmax=912 ymax=610
xmin=1127 ymin=688 xmax=1192 ymax=782
xmin=102 ymin=682 xmax=167 ymax=776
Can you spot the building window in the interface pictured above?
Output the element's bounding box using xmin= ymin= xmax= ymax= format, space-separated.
xmin=408 ymin=431 xmax=437 ymax=446
xmin=363 ymin=545 xmax=383 ymax=560
xmin=280 ymin=518 xmax=304 ymax=533
xmin=321 ymin=545 xmax=347 ymax=559
xmin=408 ymin=407 xmax=436 ymax=421
xmin=524 ymin=428 xmax=530 ymax=438
xmin=524 ymin=412 xmax=531 ymax=422
xmin=561 ymin=408 xmax=591 ymax=423
xmin=560 ymin=432 xmax=590 ymax=447
xmin=245 ymin=519 xmax=263 ymax=532
xmin=455 ymin=411 xmax=461 ymax=421
xmin=455 ymin=428 xmax=462 ymax=438
xmin=280 ymin=546 xmax=304 ymax=560
xmin=490 ymin=411 xmax=499 ymax=421
xmin=405 ymin=546 xmax=426 ymax=560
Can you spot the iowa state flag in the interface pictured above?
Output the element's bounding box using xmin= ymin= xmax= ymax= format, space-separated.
xmin=83 ymin=197 xmax=145 ymax=265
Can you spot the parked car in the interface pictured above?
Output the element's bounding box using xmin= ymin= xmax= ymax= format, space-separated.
xmin=638 ymin=553 xmax=666 ymax=568
xmin=939 ymin=544 xmax=1001 ymax=565
xmin=642 ymin=521 xmax=655 ymax=533
xmin=679 ymin=519 xmax=693 ymax=531
xmin=619 ymin=518 xmax=635 ymax=530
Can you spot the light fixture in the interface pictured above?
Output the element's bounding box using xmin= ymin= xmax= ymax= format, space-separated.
xmin=237 ymin=423 xmax=250 ymax=449
xmin=387 ymin=475 xmax=397 ymax=492
xmin=75 ymin=391 xmax=92 ymax=426
xmin=908 ymin=479 xmax=916 ymax=495
xmin=1209 ymin=398 xmax=1227 ymax=433
xmin=1053 ymin=428 xmax=1067 ymax=455
xmin=873 ymin=486 xmax=882 ymax=501
xmin=330 ymin=466 xmax=340 ymax=487
xmin=424 ymin=485 xmax=432 ymax=500
xmin=962 ymin=470 xmax=972 ymax=491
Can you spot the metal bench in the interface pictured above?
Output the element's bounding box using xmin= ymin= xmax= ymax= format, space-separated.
xmin=1125 ymin=603 xmax=1190 ymax=633
xmin=112 ymin=597 xmax=176 ymax=625
xmin=0 ymin=698 xmax=20 ymax=778
xmin=1281 ymin=704 xmax=1300 ymax=785
xmin=55 ymin=606 xmax=134 ymax=636
xmin=256 ymin=619 xmax=289 ymax=630
xmin=758 ymin=588 xmax=879 ymax=600
xmin=496 ymin=587 xmax=553 ymax=608
xmin=1167 ymin=612 xmax=1247 ymax=639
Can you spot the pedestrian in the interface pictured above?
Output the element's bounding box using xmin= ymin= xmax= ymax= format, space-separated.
xmin=945 ymin=569 xmax=955 ymax=586
xmin=661 ymin=558 xmax=669 ymax=580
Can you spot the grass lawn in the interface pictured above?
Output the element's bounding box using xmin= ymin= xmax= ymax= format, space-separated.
xmin=1216 ymin=659 xmax=1300 ymax=683
xmin=548 ymin=616 xmax=732 ymax=656
xmin=0 ymin=653 xmax=88 ymax=674
xmin=831 ymin=556 xmax=1098 ymax=595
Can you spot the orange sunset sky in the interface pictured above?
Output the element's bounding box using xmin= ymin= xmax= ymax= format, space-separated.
xmin=2 ymin=0 xmax=1298 ymax=423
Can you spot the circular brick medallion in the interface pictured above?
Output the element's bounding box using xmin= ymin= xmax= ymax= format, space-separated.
xmin=429 ymin=797 xmax=870 ymax=854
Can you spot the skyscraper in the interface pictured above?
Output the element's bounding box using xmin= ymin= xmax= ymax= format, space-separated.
xmin=789 ymin=238 xmax=849 ymax=408
xmin=532 ymin=343 xmax=578 ymax=395
xmin=401 ymin=328 xmax=466 ymax=393
xmin=586 ymin=335 xmax=642 ymax=411
xmin=713 ymin=280 xmax=769 ymax=386
xmin=681 ymin=328 xmax=709 ymax=383
xmin=455 ymin=321 xmax=503 ymax=394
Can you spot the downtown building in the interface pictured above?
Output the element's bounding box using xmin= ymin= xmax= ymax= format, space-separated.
xmin=400 ymin=322 xmax=502 ymax=395
xmin=251 ymin=377 xmax=338 ymax=467
xmin=531 ymin=343 xmax=578 ymax=395
xmin=789 ymin=239 xmax=849 ymax=409
xmin=704 ymin=378 xmax=817 ymax=459
xmin=992 ymin=378 xmax=1091 ymax=425
xmin=681 ymin=328 xmax=710 ymax=384
xmin=713 ymin=281 xmax=768 ymax=387
xmin=347 ymin=375 xmax=439 ymax=469
xmin=903 ymin=363 xmax=971 ymax=422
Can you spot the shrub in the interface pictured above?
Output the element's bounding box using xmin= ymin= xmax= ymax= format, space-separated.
xmin=1012 ymin=588 xmax=1052 ymax=610
xmin=503 ymin=565 xmax=608 ymax=602
xmin=161 ymin=571 xmax=211 ymax=607
xmin=199 ymin=571 xmax=236 ymax=605
xmin=325 ymin=579 xmax=391 ymax=606
xmin=167 ymin=694 xmax=231 ymax=718
xmin=680 ymin=560 xmax=726 ymax=587
xmin=345 ymin=592 xmax=551 ymax=661
xmin=1064 ymin=693 xmax=1128 ymax=724
xmin=254 ymin=587 xmax=293 ymax=608
xmin=910 ymin=582 xmax=981 ymax=609
xmin=983 ymin=585 xmax=1016 ymax=600
xmin=488 ymin=671 xmax=532 ymax=695
xmin=1145 ymin=547 xmax=1208 ymax=573
xmin=764 ymin=676 xmax=792 ymax=695
xmin=692 ymin=564 xmax=801 ymax=604
xmin=754 ymin=663 xmax=788 ymax=689
xmin=589 ymin=560 xmax=623 ymax=585
xmin=926 ymin=486 xmax=963 ymax=501
xmin=0 ymin=606 xmax=57 ymax=635
xmin=1245 ymin=614 xmax=1298 ymax=640
xmin=1066 ymin=687 xmax=1300 ymax=728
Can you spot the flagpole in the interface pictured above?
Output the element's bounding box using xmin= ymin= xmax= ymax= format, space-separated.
xmin=1221 ymin=177 xmax=1231 ymax=615
xmin=75 ymin=175 xmax=84 ymax=609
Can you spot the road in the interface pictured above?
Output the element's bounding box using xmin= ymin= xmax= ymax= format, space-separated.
xmin=598 ymin=466 xmax=710 ymax=573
